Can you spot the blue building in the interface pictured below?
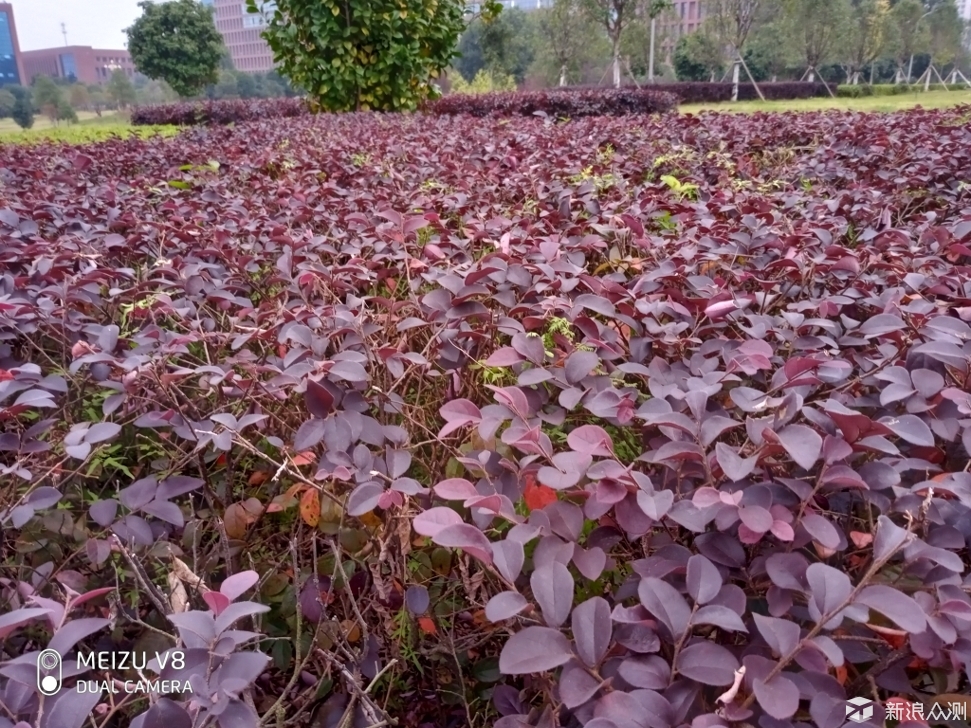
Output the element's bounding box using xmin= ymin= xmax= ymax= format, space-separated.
xmin=0 ymin=3 xmax=24 ymax=86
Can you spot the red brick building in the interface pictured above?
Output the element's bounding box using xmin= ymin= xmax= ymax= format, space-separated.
xmin=20 ymin=46 xmax=137 ymax=86
xmin=205 ymin=0 xmax=275 ymax=73
xmin=0 ymin=2 xmax=26 ymax=87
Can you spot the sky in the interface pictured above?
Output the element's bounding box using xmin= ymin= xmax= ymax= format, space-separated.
xmin=12 ymin=0 xmax=143 ymax=52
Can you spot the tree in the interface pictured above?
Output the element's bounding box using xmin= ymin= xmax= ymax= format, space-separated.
xmin=782 ymin=0 xmax=850 ymax=82
xmin=10 ymin=86 xmax=33 ymax=129
xmin=706 ymin=0 xmax=763 ymax=99
xmin=236 ymin=71 xmax=258 ymax=98
xmin=126 ymin=0 xmax=223 ymax=98
xmin=673 ymin=25 xmax=726 ymax=81
xmin=534 ymin=0 xmax=610 ymax=86
xmin=0 ymin=88 xmax=14 ymax=118
xmin=842 ymin=0 xmax=891 ymax=84
xmin=923 ymin=0 xmax=963 ymax=85
xmin=32 ymin=76 xmax=65 ymax=123
xmin=478 ymin=8 xmax=536 ymax=84
xmin=69 ymin=84 xmax=91 ymax=110
xmin=253 ymin=0 xmax=499 ymax=111
xmin=107 ymin=70 xmax=137 ymax=109
xmin=745 ymin=20 xmax=797 ymax=81
xmin=581 ymin=0 xmax=645 ymax=88
xmin=88 ymin=86 xmax=107 ymax=116
xmin=56 ymin=98 xmax=78 ymax=123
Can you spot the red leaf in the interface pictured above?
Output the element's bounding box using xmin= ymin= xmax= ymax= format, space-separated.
xmin=523 ymin=472 xmax=557 ymax=512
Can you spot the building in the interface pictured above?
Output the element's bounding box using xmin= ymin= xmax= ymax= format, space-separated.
xmin=0 ymin=2 xmax=25 ymax=86
xmin=959 ymin=0 xmax=971 ymax=21
xmin=663 ymin=0 xmax=707 ymax=44
xmin=206 ymin=0 xmax=275 ymax=73
xmin=20 ymin=46 xmax=137 ymax=85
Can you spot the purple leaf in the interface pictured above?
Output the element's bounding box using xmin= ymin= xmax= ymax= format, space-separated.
xmin=137 ymin=698 xmax=192 ymax=728
xmin=293 ymin=418 xmax=326 ymax=451
xmin=691 ymin=605 xmax=747 ymax=632
xmin=753 ymin=613 xmax=800 ymax=657
xmin=855 ymin=585 xmax=927 ymax=633
xmin=347 ymin=483 xmax=384 ymax=516
xmin=84 ymin=422 xmax=121 ymax=444
xmin=220 ymin=571 xmax=259 ymax=601
xmin=714 ymin=442 xmax=757 ymax=481
xmin=327 ymin=360 xmax=368 ymax=383
xmin=498 ymin=626 xmax=574 ymax=674
xmin=118 ymin=477 xmax=158 ymax=511
xmin=873 ymin=515 xmax=912 ymax=561
xmin=0 ymin=607 xmax=55 ymax=639
xmin=738 ymin=505 xmax=773 ymax=534
xmin=40 ymin=687 xmax=102 ymax=728
xmin=686 ymin=555 xmax=721 ymax=605
xmin=806 ymin=563 xmax=852 ymax=620
xmin=801 ymin=513 xmax=841 ymax=549
xmin=405 ymin=585 xmax=430 ymax=615
xmin=560 ymin=660 xmax=602 ymax=708
xmin=530 ymin=562 xmax=575 ymax=628
xmin=639 ymin=577 xmax=691 ymax=637
xmin=636 ymin=490 xmax=673 ymax=520
xmin=486 ymin=592 xmax=529 ymax=622
xmin=89 ymin=499 xmax=118 ymax=527
xmin=572 ymin=596 xmax=611 ymax=667
xmin=567 ymin=424 xmax=614 ymax=457
xmin=775 ymin=424 xmax=822 ymax=470
xmin=493 ymin=539 xmax=525 ymax=582
xmin=572 ymin=546 xmax=607 ymax=581
xmin=879 ymin=414 xmax=934 ymax=446
xmin=412 ymin=507 xmax=463 ymax=537
xmin=49 ymin=617 xmax=110 ymax=655
xmin=675 ymin=641 xmax=739 ymax=685
xmin=305 ymin=379 xmax=335 ymax=418
xmin=617 ymin=655 xmax=670 ymax=689
xmin=565 ymin=350 xmax=600 ymax=384
xmin=432 ymin=523 xmax=493 ymax=563
xmin=753 ymin=675 xmax=800 ymax=719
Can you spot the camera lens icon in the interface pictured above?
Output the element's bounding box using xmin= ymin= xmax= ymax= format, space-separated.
xmin=36 ymin=649 xmax=61 ymax=695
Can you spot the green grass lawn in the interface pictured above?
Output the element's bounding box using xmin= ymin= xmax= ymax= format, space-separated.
xmin=0 ymin=110 xmax=179 ymax=144
xmin=679 ymin=87 xmax=971 ymax=114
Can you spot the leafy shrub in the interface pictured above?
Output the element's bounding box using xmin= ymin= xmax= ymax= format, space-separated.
xmin=429 ymin=87 xmax=678 ymax=116
xmin=3 ymin=106 xmax=971 ymax=728
xmin=130 ymin=96 xmax=310 ymax=126
xmin=659 ymin=81 xmax=829 ymax=103
xmin=836 ymin=82 xmax=968 ymax=98
xmin=449 ymin=69 xmax=518 ymax=95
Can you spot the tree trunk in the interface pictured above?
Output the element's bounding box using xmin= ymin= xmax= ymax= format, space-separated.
xmin=731 ymin=58 xmax=740 ymax=101
xmin=924 ymin=58 xmax=933 ymax=91
xmin=808 ymin=68 xmax=815 ymax=83
xmin=559 ymin=64 xmax=567 ymax=87
xmin=771 ymin=74 xmax=777 ymax=82
xmin=612 ymin=37 xmax=622 ymax=88
xmin=907 ymin=54 xmax=914 ymax=83
xmin=648 ymin=18 xmax=656 ymax=83
xmin=868 ymin=64 xmax=874 ymax=85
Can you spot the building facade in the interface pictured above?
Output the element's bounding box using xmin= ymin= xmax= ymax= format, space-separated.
xmin=206 ymin=0 xmax=275 ymax=73
xmin=20 ymin=46 xmax=136 ymax=85
xmin=0 ymin=3 xmax=25 ymax=86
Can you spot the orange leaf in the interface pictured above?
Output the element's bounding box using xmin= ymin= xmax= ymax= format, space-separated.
xmin=523 ymin=472 xmax=557 ymax=512
xmin=299 ymin=489 xmax=321 ymax=527
xmin=292 ymin=451 xmax=317 ymax=466
xmin=849 ymin=531 xmax=873 ymax=549
xmin=833 ymin=664 xmax=848 ymax=685
xmin=248 ymin=470 xmax=271 ymax=486
xmin=214 ymin=453 xmax=228 ymax=467
xmin=866 ymin=623 xmax=907 ymax=649
xmin=417 ymin=616 xmax=437 ymax=635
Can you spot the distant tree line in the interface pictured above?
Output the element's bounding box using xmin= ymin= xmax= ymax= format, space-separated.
xmin=451 ymin=0 xmax=970 ymax=90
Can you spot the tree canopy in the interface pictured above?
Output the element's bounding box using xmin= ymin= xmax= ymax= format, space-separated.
xmin=126 ymin=0 xmax=224 ymax=98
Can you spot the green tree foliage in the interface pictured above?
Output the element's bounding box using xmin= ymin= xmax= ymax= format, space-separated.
xmin=32 ymin=76 xmax=66 ymax=123
xmin=532 ymin=0 xmax=611 ymax=86
xmin=9 ymin=86 xmax=33 ymax=129
xmin=746 ymin=19 xmax=799 ymax=81
xmin=842 ymin=0 xmax=891 ymax=84
xmin=56 ymin=98 xmax=78 ymax=123
xmin=781 ymin=0 xmax=849 ymax=80
xmin=107 ymin=70 xmax=138 ymax=109
xmin=580 ymin=0 xmax=645 ymax=87
xmin=477 ymin=8 xmax=536 ymax=84
xmin=253 ymin=0 xmax=498 ymax=111
xmin=126 ymin=0 xmax=224 ymax=98
xmin=673 ymin=26 xmax=726 ymax=81
xmin=0 ymin=88 xmax=15 ymax=118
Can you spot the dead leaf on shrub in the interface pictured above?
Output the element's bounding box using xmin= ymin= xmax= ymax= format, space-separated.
xmin=300 ymin=489 xmax=321 ymax=527
xmin=418 ymin=616 xmax=437 ymax=635
xmin=225 ymin=497 xmax=263 ymax=539
xmin=248 ymin=470 xmax=271 ymax=486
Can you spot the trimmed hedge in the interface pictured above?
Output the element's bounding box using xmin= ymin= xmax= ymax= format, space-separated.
xmin=658 ymin=81 xmax=830 ymax=103
xmin=427 ymin=87 xmax=678 ymax=117
xmin=130 ymin=97 xmax=310 ymax=126
xmin=835 ymin=82 xmax=969 ymax=98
